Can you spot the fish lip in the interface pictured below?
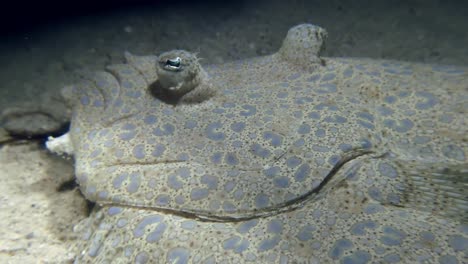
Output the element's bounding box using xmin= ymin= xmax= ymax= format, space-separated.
xmin=96 ymin=149 xmax=376 ymax=222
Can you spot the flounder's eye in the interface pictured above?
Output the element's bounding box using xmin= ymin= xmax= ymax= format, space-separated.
xmin=163 ymin=57 xmax=182 ymax=71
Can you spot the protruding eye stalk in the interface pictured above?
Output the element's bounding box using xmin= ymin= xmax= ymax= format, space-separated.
xmin=163 ymin=57 xmax=182 ymax=71
xmin=153 ymin=50 xmax=215 ymax=104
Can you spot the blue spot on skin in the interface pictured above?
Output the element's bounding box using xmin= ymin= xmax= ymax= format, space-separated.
xmin=313 ymin=145 xmax=330 ymax=152
xmin=384 ymin=118 xmax=414 ymax=133
xmin=223 ymin=236 xmax=250 ymax=253
xmin=288 ymin=72 xmax=302 ymax=80
xmin=113 ymin=173 xmax=128 ymax=189
xmin=431 ymin=65 xmax=465 ymax=74
xmin=277 ymin=91 xmax=289 ymax=98
xmin=143 ymin=115 xmax=157 ymax=125
xmin=383 ymin=64 xmax=412 ymax=75
xmin=108 ymin=207 xmax=123 ymax=216
xmin=201 ymin=175 xmax=218 ymax=189
xmin=343 ymin=250 xmax=371 ymax=264
xmin=237 ymin=219 xmax=259 ymax=233
xmin=383 ymin=253 xmax=401 ymax=263
xmin=328 ymin=155 xmax=340 ymax=166
xmin=184 ymin=120 xmax=197 ymax=129
xmin=151 ymin=144 xmax=166 ymax=157
xmin=387 ymin=193 xmax=401 ymax=204
xmin=294 ymin=164 xmax=310 ymax=182
xmin=97 ymin=191 xmax=108 ymax=199
xmin=442 ymin=144 xmax=465 ymax=161
xmin=122 ymin=81 xmax=133 ymax=89
xmin=297 ymin=225 xmax=316 ymax=241
xmin=212 ymin=107 xmax=225 ymax=114
xmin=191 ymin=188 xmax=209 ymax=201
xmin=415 ymin=91 xmax=438 ymax=110
xmin=87 ymin=130 xmax=98 ymax=140
xmin=264 ymin=166 xmax=280 ymax=178
xmin=315 ymin=128 xmax=326 ymax=137
xmin=89 ymin=149 xmax=102 ymax=158
xmin=162 ymin=108 xmax=174 ymax=116
xmin=267 ymin=219 xmax=283 ymax=234
xmin=258 ymin=236 xmax=280 ymax=252
xmin=146 ymin=222 xmax=167 ymax=243
xmin=80 ymin=96 xmax=90 ymax=105
xmin=224 ymin=181 xmax=236 ymax=192
xmin=223 ymin=202 xmax=236 ymax=213
xmin=439 ymin=255 xmax=459 ymax=264
xmin=343 ymin=67 xmax=353 ymax=77
xmin=439 ymin=114 xmax=454 ymax=123
xmin=351 ymin=220 xmax=377 ymax=235
xmin=317 ymin=83 xmax=337 ymax=93
xmin=364 ymin=203 xmax=383 ymax=214
xmin=231 ymin=122 xmax=245 ymax=132
xmin=210 ymin=152 xmax=223 ymax=164
xmin=127 ymin=172 xmax=141 ymax=193
xmin=205 ymin=122 xmax=225 ymax=141
xmin=224 ymin=152 xmax=239 ymax=165
xmin=357 ymin=120 xmax=375 ymax=130
xmin=274 ymin=177 xmax=290 ymax=188
xmin=240 ymin=105 xmax=257 ymax=116
xmin=308 ymin=111 xmax=321 ymax=119
xmin=377 ymin=106 xmax=394 ymax=116
xmin=329 ymin=239 xmax=353 ymax=259
xmin=420 ymin=231 xmax=435 ymax=242
xmin=307 ymin=74 xmax=320 ymax=82
xmin=297 ymin=123 xmax=311 ymax=134
xmin=380 ymin=226 xmax=406 ymax=246
xmin=414 ymin=136 xmax=431 ymax=144
xmin=87 ymin=241 xmax=101 ymax=257
xmin=357 ymin=112 xmax=375 ymax=121
xmin=135 ymin=252 xmax=149 ymax=264
xmin=360 ymin=139 xmax=373 ymax=149
xmin=395 ymin=119 xmax=414 ymax=133
xmin=103 ymin=140 xmax=114 ymax=148
xmin=324 ymin=115 xmax=347 ymax=123
xmin=133 ymin=215 xmax=163 ymax=238
xmin=384 ymin=95 xmax=397 ymax=104
xmin=255 ymin=193 xmax=270 ymax=208
xmin=117 ymin=218 xmax=128 ymax=228
xmin=155 ymin=194 xmax=170 ymax=206
xmin=378 ymin=162 xmax=398 ymax=178
xmin=321 ymin=72 xmax=336 ymax=82
xmin=133 ymin=144 xmax=146 ymax=159
xmin=124 ymin=246 xmax=134 ymax=257
xmin=368 ymin=187 xmax=382 ymax=201
xmin=286 ymin=156 xmax=302 ymax=168
xmin=398 ymin=91 xmax=410 ymax=98
xmin=339 ymin=143 xmax=353 ymax=152
xmin=126 ymin=91 xmax=142 ymax=98
xmin=294 ymin=138 xmax=305 ymax=147
xmin=448 ymin=235 xmax=468 ymax=251
xmin=168 ymin=175 xmax=183 ymax=190
xmin=153 ymin=124 xmax=175 ymax=136
xmin=263 ymin=131 xmax=283 ymax=147
xmin=93 ymin=100 xmax=103 ymax=107
xmin=250 ymin=143 xmax=271 ymax=158
xmin=167 ymin=247 xmax=190 ymax=264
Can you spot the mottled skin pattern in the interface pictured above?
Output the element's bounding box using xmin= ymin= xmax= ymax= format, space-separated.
xmin=65 ymin=24 xmax=467 ymax=263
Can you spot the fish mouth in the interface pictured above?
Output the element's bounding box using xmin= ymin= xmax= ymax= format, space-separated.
xmin=98 ymin=149 xmax=376 ymax=223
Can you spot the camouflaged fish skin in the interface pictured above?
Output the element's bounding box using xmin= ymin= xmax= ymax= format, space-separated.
xmin=66 ymin=24 xmax=467 ymax=263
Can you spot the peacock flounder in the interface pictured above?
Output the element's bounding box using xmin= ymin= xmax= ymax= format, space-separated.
xmin=52 ymin=24 xmax=467 ymax=263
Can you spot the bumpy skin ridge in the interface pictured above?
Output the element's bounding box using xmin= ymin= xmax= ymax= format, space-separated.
xmin=68 ymin=24 xmax=467 ymax=263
